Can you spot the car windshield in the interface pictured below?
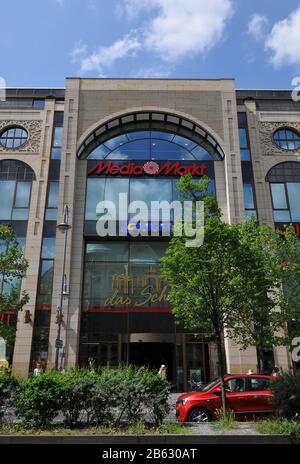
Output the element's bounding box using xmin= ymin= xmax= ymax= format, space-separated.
xmin=201 ymin=378 xmax=220 ymax=392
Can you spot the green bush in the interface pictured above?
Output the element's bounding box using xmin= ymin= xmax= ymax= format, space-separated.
xmin=59 ymin=369 xmax=98 ymax=427
xmin=14 ymin=371 xmax=63 ymax=428
xmin=12 ymin=366 xmax=170 ymax=428
xmin=0 ymin=371 xmax=19 ymax=423
xmin=89 ymin=366 xmax=170 ymax=426
xmin=271 ymin=372 xmax=300 ymax=419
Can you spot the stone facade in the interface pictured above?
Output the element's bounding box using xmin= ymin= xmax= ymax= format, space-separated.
xmin=1 ymin=80 xmax=298 ymax=378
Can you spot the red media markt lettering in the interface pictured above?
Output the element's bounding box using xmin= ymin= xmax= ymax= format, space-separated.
xmin=88 ymin=160 xmax=207 ymax=177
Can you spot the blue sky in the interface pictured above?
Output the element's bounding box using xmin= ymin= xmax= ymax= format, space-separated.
xmin=1 ymin=0 xmax=300 ymax=88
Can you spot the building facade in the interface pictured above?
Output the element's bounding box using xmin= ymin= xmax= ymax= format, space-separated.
xmin=0 ymin=79 xmax=299 ymax=389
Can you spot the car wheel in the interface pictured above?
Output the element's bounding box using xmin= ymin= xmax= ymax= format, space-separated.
xmin=188 ymin=408 xmax=211 ymax=423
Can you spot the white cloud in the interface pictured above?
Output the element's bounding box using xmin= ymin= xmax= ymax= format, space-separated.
xmin=70 ymin=41 xmax=88 ymax=63
xmin=265 ymin=7 xmax=300 ymax=68
xmin=248 ymin=14 xmax=268 ymax=41
xmin=122 ymin=0 xmax=234 ymax=62
xmin=72 ymin=33 xmax=141 ymax=74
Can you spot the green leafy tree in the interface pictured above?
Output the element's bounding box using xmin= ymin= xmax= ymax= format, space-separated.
xmin=161 ymin=175 xmax=300 ymax=411
xmin=0 ymin=225 xmax=29 ymax=346
xmin=232 ymin=221 xmax=300 ymax=373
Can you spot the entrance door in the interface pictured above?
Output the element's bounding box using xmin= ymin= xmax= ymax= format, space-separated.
xmin=129 ymin=343 xmax=174 ymax=381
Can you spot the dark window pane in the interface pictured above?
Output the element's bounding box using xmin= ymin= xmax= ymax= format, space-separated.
xmin=37 ymin=260 xmax=54 ymax=303
xmin=107 ymin=139 xmax=150 ymax=160
xmin=151 ymin=139 xmax=194 ymax=160
xmin=86 ymin=242 xmax=129 ymax=262
xmin=192 ymin=145 xmax=213 ymax=160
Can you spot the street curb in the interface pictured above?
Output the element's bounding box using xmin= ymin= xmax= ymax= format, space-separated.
xmin=0 ymin=434 xmax=296 ymax=444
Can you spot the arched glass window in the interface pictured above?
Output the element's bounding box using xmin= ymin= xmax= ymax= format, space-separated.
xmin=77 ymin=111 xmax=225 ymax=161
xmin=267 ymin=162 xmax=300 ymax=222
xmin=86 ymin=131 xmax=215 ymax=161
xmin=0 ymin=126 xmax=28 ymax=149
xmin=0 ymin=160 xmax=35 ymax=221
xmin=273 ymin=128 xmax=300 ymax=150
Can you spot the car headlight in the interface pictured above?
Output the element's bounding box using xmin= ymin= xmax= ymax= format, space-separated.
xmin=177 ymin=399 xmax=188 ymax=406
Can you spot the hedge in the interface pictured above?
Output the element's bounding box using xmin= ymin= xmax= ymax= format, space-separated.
xmin=1 ymin=366 xmax=170 ymax=428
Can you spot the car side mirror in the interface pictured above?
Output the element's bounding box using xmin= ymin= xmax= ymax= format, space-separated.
xmin=213 ymin=387 xmax=221 ymax=395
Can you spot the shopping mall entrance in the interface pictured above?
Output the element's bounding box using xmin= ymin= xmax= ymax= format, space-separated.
xmin=129 ymin=342 xmax=174 ymax=381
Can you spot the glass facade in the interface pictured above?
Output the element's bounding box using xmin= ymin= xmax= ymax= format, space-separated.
xmin=80 ymin=129 xmax=219 ymax=387
xmin=87 ymin=130 xmax=217 ymax=161
xmin=83 ymin=241 xmax=169 ymax=312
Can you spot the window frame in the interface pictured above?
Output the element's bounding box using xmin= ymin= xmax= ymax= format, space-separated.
xmin=273 ymin=128 xmax=300 ymax=151
xmin=0 ymin=179 xmax=32 ymax=221
xmin=243 ymin=182 xmax=257 ymax=220
xmin=0 ymin=126 xmax=28 ymax=149
xmin=270 ymin=182 xmax=293 ymax=222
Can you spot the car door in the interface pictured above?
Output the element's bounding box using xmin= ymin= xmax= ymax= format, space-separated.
xmin=223 ymin=377 xmax=251 ymax=413
xmin=244 ymin=377 xmax=275 ymax=415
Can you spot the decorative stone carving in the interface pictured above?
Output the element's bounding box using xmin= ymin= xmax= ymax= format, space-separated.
xmin=0 ymin=120 xmax=42 ymax=153
xmin=259 ymin=121 xmax=300 ymax=156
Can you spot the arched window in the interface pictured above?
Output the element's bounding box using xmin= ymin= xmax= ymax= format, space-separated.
xmin=0 ymin=160 xmax=36 ymax=221
xmin=85 ymin=131 xmax=217 ymax=161
xmin=266 ymin=162 xmax=300 ymax=223
xmin=77 ymin=112 xmax=224 ymax=161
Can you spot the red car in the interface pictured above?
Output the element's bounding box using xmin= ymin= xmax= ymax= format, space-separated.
xmin=176 ymin=374 xmax=277 ymax=423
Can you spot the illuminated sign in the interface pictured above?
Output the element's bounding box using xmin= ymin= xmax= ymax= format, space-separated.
xmin=88 ymin=160 xmax=207 ymax=177
xmin=105 ymin=267 xmax=169 ymax=307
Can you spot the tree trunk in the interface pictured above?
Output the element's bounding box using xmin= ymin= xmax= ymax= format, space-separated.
xmin=216 ymin=334 xmax=227 ymax=412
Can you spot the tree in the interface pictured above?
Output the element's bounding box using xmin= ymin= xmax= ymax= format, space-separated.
xmin=0 ymin=225 xmax=29 ymax=347
xmin=161 ymin=175 xmax=300 ymax=412
xmin=232 ymin=221 xmax=300 ymax=373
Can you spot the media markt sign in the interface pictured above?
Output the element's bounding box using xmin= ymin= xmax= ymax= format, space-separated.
xmin=88 ymin=160 xmax=207 ymax=177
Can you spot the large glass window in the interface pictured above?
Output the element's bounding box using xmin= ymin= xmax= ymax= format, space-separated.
xmin=83 ymin=242 xmax=169 ymax=311
xmin=273 ymin=128 xmax=300 ymax=150
xmin=0 ymin=180 xmax=32 ymax=220
xmin=87 ymin=131 xmax=216 ymax=161
xmin=270 ymin=182 xmax=300 ymax=222
xmin=85 ymin=177 xmax=215 ymax=223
